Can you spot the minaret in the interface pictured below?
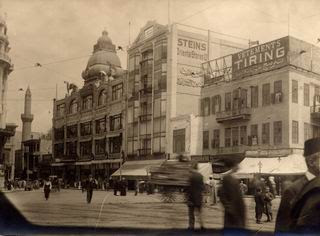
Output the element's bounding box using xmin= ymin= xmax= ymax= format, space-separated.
xmin=21 ymin=86 xmax=33 ymax=141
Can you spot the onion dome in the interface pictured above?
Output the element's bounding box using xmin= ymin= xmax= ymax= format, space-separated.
xmin=82 ymin=30 xmax=123 ymax=81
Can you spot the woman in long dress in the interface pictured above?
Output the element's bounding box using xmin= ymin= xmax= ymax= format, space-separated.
xmin=43 ymin=178 xmax=52 ymax=200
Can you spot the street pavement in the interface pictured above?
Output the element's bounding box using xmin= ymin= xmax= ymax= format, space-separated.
xmin=4 ymin=189 xmax=279 ymax=233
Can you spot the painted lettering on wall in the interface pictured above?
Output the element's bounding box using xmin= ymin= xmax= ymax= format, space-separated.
xmin=232 ymin=37 xmax=289 ymax=79
xmin=177 ymin=37 xmax=208 ymax=62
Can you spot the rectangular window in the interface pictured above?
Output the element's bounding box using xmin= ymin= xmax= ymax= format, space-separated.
xmin=304 ymin=123 xmax=312 ymax=141
xmin=80 ymin=121 xmax=92 ymax=136
xmin=232 ymin=89 xmax=240 ymax=110
xmin=225 ymin=92 xmax=232 ymax=111
xmin=80 ymin=141 xmax=92 ymax=156
xmin=110 ymin=114 xmax=122 ymax=131
xmin=95 ymin=118 xmax=106 ymax=134
xmin=212 ymin=129 xmax=220 ymax=148
xmin=251 ymin=124 xmax=259 ymax=145
xmin=274 ymin=80 xmax=282 ymax=93
xmin=173 ymin=129 xmax=185 ymax=153
xmin=57 ymin=104 xmax=65 ymax=117
xmin=112 ymin=83 xmax=123 ymax=101
xmin=204 ymin=97 xmax=210 ymax=116
xmin=251 ymin=86 xmax=258 ymax=108
xmin=225 ymin=128 xmax=231 ymax=147
xmin=292 ymin=120 xmax=299 ymax=144
xmin=232 ymin=127 xmax=239 ymax=146
xmin=66 ymin=141 xmax=77 ymax=156
xmin=67 ymin=124 xmax=78 ymax=138
xmin=304 ymin=83 xmax=310 ymax=106
xmin=203 ymin=130 xmax=209 ymax=150
xmin=109 ymin=136 xmax=122 ymax=154
xmin=262 ymin=83 xmax=270 ymax=106
xmin=240 ymin=89 xmax=247 ymax=108
xmin=54 ymin=126 xmax=64 ymax=140
xmin=212 ymin=95 xmax=221 ymax=114
xmin=292 ymin=80 xmax=298 ymax=103
xmin=95 ymin=139 xmax=105 ymax=155
xmin=315 ymin=86 xmax=320 ymax=96
xmin=274 ymin=121 xmax=282 ymax=145
xmin=240 ymin=126 xmax=247 ymax=145
xmin=262 ymin=123 xmax=270 ymax=145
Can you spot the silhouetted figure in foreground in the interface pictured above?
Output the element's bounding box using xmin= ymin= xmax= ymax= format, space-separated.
xmin=275 ymin=137 xmax=320 ymax=233
xmin=217 ymin=160 xmax=246 ymax=229
xmin=186 ymin=162 xmax=204 ymax=231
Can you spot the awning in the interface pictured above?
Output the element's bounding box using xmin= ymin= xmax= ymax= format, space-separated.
xmin=234 ymin=154 xmax=307 ymax=177
xmin=111 ymin=159 xmax=165 ymax=179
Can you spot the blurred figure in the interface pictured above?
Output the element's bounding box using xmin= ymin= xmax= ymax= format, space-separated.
xmin=239 ymin=180 xmax=248 ymax=196
xmin=120 ymin=178 xmax=127 ymax=196
xmin=255 ymin=188 xmax=264 ymax=224
xmin=275 ymin=138 xmax=320 ymax=233
xmin=186 ymin=162 xmax=204 ymax=231
xmin=135 ymin=180 xmax=139 ymax=196
xmin=113 ymin=179 xmax=118 ymax=196
xmin=217 ymin=161 xmax=246 ymax=229
xmin=85 ymin=174 xmax=96 ymax=204
xmin=268 ymin=176 xmax=277 ymax=196
xmin=208 ymin=176 xmax=217 ymax=205
xmin=43 ymin=178 xmax=52 ymax=200
xmin=264 ymin=187 xmax=274 ymax=222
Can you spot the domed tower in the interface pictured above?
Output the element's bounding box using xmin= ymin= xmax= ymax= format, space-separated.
xmin=21 ymin=86 xmax=33 ymax=142
xmin=0 ymin=14 xmax=13 ymax=129
xmin=82 ymin=30 xmax=124 ymax=84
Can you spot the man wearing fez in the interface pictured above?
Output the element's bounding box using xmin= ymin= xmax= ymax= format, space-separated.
xmin=275 ymin=137 xmax=320 ymax=233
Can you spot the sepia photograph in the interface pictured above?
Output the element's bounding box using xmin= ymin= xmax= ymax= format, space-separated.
xmin=0 ymin=0 xmax=320 ymax=235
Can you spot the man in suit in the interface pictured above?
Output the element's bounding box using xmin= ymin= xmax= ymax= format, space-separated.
xmin=85 ymin=174 xmax=96 ymax=204
xmin=254 ymin=188 xmax=264 ymax=224
xmin=186 ymin=162 xmax=205 ymax=231
xmin=275 ymin=137 xmax=320 ymax=233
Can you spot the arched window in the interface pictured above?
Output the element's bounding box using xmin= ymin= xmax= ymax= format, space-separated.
xmin=69 ymin=99 xmax=78 ymax=114
xmin=98 ymin=89 xmax=107 ymax=106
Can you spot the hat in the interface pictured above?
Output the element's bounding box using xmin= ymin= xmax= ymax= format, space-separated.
xmin=304 ymin=137 xmax=320 ymax=157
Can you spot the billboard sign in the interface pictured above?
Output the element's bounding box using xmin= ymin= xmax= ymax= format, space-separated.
xmin=177 ymin=34 xmax=208 ymax=87
xmin=232 ymin=37 xmax=289 ymax=79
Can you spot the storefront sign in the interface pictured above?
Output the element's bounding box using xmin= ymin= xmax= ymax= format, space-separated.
xmin=177 ymin=37 xmax=208 ymax=62
xmin=232 ymin=37 xmax=289 ymax=79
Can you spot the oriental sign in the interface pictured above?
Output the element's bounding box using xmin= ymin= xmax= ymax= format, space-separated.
xmin=232 ymin=36 xmax=289 ymax=79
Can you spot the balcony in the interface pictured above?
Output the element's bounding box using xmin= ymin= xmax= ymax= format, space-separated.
xmin=216 ymin=107 xmax=251 ymax=123
xmin=311 ymin=105 xmax=320 ymax=120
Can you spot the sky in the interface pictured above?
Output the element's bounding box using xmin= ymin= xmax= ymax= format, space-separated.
xmin=1 ymin=0 xmax=320 ymax=133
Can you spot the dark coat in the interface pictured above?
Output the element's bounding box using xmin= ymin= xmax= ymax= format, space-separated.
xmin=186 ymin=170 xmax=204 ymax=207
xmin=255 ymin=191 xmax=264 ymax=210
xmin=85 ymin=179 xmax=96 ymax=192
xmin=289 ymin=176 xmax=320 ymax=232
xmin=275 ymin=176 xmax=308 ymax=232
xmin=218 ymin=175 xmax=246 ymax=229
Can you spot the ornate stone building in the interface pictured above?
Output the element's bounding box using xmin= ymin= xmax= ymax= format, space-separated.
xmin=51 ymin=31 xmax=126 ymax=183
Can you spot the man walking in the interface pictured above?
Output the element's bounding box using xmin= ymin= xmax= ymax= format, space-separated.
xmin=275 ymin=137 xmax=320 ymax=233
xmin=186 ymin=162 xmax=204 ymax=231
xmin=85 ymin=174 xmax=96 ymax=204
xmin=254 ymin=188 xmax=264 ymax=224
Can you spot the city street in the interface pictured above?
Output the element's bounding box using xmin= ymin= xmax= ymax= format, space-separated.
xmin=4 ymin=189 xmax=279 ymax=233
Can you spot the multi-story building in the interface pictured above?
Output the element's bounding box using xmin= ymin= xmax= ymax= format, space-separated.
xmin=125 ymin=21 xmax=245 ymax=162
xmin=0 ymin=15 xmax=16 ymax=189
xmin=21 ymin=137 xmax=52 ymax=180
xmin=51 ymin=31 xmax=126 ymax=184
xmin=191 ymin=36 xmax=320 ymax=173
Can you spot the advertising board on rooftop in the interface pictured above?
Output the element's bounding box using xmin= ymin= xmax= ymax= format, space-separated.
xmin=232 ymin=36 xmax=289 ymax=79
